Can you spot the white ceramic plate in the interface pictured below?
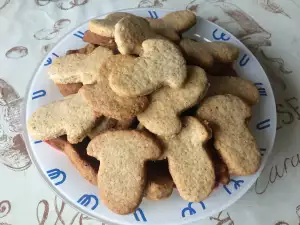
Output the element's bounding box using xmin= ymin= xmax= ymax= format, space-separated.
xmin=23 ymin=8 xmax=276 ymax=225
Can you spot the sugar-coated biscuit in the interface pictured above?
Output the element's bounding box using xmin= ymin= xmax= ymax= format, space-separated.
xmin=159 ymin=117 xmax=215 ymax=202
xmin=109 ymin=39 xmax=187 ymax=97
xmin=207 ymin=75 xmax=259 ymax=105
xmin=179 ymin=38 xmax=239 ymax=68
xmin=137 ymin=66 xmax=207 ymax=136
xmin=87 ymin=130 xmax=162 ymax=214
xmin=197 ymin=95 xmax=261 ymax=176
xmin=79 ymin=55 xmax=149 ymax=120
xmin=27 ymin=93 xmax=96 ymax=144
xmin=48 ymin=46 xmax=113 ymax=85
xmin=46 ymin=137 xmax=99 ymax=185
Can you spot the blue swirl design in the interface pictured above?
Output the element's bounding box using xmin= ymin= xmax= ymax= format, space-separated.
xmin=134 ymin=208 xmax=147 ymax=222
xmin=256 ymin=119 xmax=271 ymax=130
xmin=77 ymin=194 xmax=99 ymax=210
xmin=32 ymin=90 xmax=46 ymax=100
xmin=181 ymin=201 xmax=206 ymax=218
xmin=44 ymin=53 xmax=59 ymax=66
xmin=148 ymin=10 xmax=158 ymax=19
xmin=212 ymin=29 xmax=231 ymax=41
xmin=46 ymin=168 xmax=66 ymax=186
xmin=223 ymin=179 xmax=244 ymax=195
xmin=73 ymin=31 xmax=85 ymax=39
xmin=34 ymin=140 xmax=42 ymax=144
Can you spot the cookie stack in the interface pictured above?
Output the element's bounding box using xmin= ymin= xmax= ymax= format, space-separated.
xmin=27 ymin=10 xmax=261 ymax=215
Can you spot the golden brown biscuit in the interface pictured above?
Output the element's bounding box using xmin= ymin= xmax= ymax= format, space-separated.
xmin=114 ymin=15 xmax=156 ymax=55
xmin=159 ymin=117 xmax=215 ymax=202
xmin=197 ymin=95 xmax=261 ymax=176
xmin=87 ymin=130 xmax=162 ymax=215
xmin=89 ymin=12 xmax=134 ymax=38
xmin=109 ymin=39 xmax=187 ymax=97
xmin=137 ymin=66 xmax=208 ymax=136
xmin=48 ymin=46 xmax=113 ymax=85
xmin=66 ymin=43 xmax=97 ymax=55
xmin=83 ymin=30 xmax=117 ymax=50
xmin=79 ymin=55 xmax=149 ymax=120
xmin=55 ymin=83 xmax=83 ymax=97
xmin=207 ymin=75 xmax=259 ymax=105
xmin=27 ymin=93 xmax=96 ymax=144
xmin=145 ymin=160 xmax=173 ymax=200
xmin=46 ymin=137 xmax=99 ymax=185
xmin=88 ymin=117 xmax=117 ymax=139
xmin=146 ymin=10 xmax=196 ymax=42
xmin=179 ymin=38 xmax=239 ymax=68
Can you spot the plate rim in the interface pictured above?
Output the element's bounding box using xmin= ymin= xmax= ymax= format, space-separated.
xmin=21 ymin=7 xmax=277 ymax=225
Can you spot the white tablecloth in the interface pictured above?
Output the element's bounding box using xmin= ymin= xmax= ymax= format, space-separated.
xmin=1 ymin=0 xmax=300 ymax=224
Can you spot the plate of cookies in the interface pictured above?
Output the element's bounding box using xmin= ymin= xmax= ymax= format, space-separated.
xmin=23 ymin=8 xmax=276 ymax=225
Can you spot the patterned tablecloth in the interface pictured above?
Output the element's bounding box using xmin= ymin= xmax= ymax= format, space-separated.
xmin=1 ymin=0 xmax=300 ymax=224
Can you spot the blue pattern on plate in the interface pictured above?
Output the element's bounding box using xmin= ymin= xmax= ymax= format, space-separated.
xmin=148 ymin=10 xmax=158 ymax=19
xmin=32 ymin=90 xmax=46 ymax=100
xmin=47 ymin=168 xmax=66 ymax=186
xmin=44 ymin=53 xmax=59 ymax=66
xmin=181 ymin=202 xmax=206 ymax=218
xmin=212 ymin=28 xmax=231 ymax=41
xmin=134 ymin=208 xmax=147 ymax=222
xmin=256 ymin=119 xmax=271 ymax=130
xmin=254 ymin=82 xmax=268 ymax=96
xmin=77 ymin=194 xmax=99 ymax=210
xmin=73 ymin=31 xmax=85 ymax=39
